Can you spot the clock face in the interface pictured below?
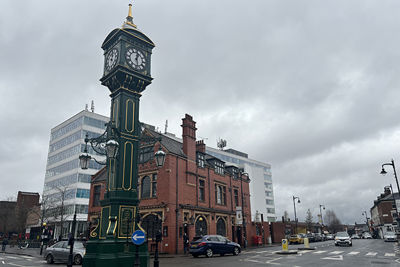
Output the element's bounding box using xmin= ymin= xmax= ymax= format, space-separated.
xmin=105 ymin=48 xmax=118 ymax=71
xmin=126 ymin=47 xmax=146 ymax=70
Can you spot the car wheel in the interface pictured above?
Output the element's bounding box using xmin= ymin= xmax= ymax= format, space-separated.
xmin=349 ymin=244 xmax=352 ymax=247
xmin=46 ymin=254 xmax=54 ymax=264
xmin=206 ymin=248 xmax=213 ymax=258
xmin=233 ymin=247 xmax=240 ymax=256
xmin=74 ymin=254 xmax=83 ymax=265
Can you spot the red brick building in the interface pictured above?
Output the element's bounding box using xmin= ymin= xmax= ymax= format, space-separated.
xmin=88 ymin=114 xmax=252 ymax=254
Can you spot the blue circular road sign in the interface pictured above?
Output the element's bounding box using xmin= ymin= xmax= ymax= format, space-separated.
xmin=131 ymin=230 xmax=146 ymax=245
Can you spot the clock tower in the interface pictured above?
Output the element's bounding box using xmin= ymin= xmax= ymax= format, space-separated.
xmin=83 ymin=4 xmax=155 ymax=267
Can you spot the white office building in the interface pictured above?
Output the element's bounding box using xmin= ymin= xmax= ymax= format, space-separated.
xmin=206 ymin=147 xmax=276 ymax=222
xmin=42 ymin=109 xmax=108 ymax=237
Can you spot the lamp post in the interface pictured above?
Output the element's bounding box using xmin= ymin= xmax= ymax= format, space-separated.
xmin=67 ymin=210 xmax=77 ymax=267
xmin=380 ymin=159 xmax=400 ymax=220
xmin=238 ymin=168 xmax=249 ymax=249
xmin=362 ymin=211 xmax=369 ymax=232
xmin=319 ymin=204 xmax=325 ymax=225
xmin=380 ymin=159 xmax=400 ymax=199
xmin=292 ymin=196 xmax=300 ymax=234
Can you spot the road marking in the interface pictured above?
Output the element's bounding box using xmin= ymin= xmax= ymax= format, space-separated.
xmin=329 ymin=251 xmax=344 ymax=254
xmin=1 ymin=261 xmax=4 ymax=265
xmin=322 ymin=255 xmax=343 ymax=261
xmin=365 ymin=252 xmax=377 ymax=256
xmin=385 ymin=253 xmax=395 ymax=257
xmin=298 ymin=250 xmax=312 ymax=254
xmin=266 ymin=257 xmax=282 ymax=265
xmin=348 ymin=251 xmax=360 ymax=255
xmin=5 ymin=256 xmax=17 ymax=259
xmin=313 ymin=250 xmax=327 ymax=254
xmin=245 ymin=259 xmax=264 ymax=264
xmin=20 ymin=255 xmax=32 ymax=259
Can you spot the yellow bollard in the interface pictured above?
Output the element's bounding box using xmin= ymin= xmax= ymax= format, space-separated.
xmin=304 ymin=237 xmax=309 ymax=248
xmin=282 ymin=239 xmax=288 ymax=251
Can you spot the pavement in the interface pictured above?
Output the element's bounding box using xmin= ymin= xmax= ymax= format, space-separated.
xmin=0 ymin=243 xmax=279 ymax=260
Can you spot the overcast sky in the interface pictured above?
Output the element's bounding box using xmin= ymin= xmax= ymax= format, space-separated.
xmin=1 ymin=0 xmax=400 ymax=224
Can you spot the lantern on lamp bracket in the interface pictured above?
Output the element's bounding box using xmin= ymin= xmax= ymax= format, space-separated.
xmin=79 ymin=121 xmax=166 ymax=170
xmin=79 ymin=121 xmax=119 ymax=169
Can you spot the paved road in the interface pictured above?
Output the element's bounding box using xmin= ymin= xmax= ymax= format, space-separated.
xmin=158 ymin=239 xmax=400 ymax=267
xmin=0 ymin=254 xmax=48 ymax=267
xmin=1 ymin=239 xmax=399 ymax=266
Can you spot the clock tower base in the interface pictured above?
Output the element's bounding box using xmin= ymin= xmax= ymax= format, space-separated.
xmin=83 ymin=239 xmax=149 ymax=267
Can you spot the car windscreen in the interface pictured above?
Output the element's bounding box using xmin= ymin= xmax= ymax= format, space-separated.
xmin=336 ymin=232 xmax=348 ymax=237
xmin=386 ymin=232 xmax=395 ymax=235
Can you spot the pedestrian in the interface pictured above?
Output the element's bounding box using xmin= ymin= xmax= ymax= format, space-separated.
xmin=183 ymin=233 xmax=189 ymax=255
xmin=2 ymin=237 xmax=8 ymax=252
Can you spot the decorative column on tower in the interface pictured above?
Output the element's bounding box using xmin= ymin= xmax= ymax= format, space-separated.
xmin=83 ymin=4 xmax=155 ymax=267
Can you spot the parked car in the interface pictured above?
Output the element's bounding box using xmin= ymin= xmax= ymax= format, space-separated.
xmin=362 ymin=232 xmax=372 ymax=239
xmin=189 ymin=235 xmax=241 ymax=257
xmin=326 ymin=234 xmax=334 ymax=240
xmin=44 ymin=240 xmax=85 ymax=265
xmin=305 ymin=233 xmax=316 ymax=242
xmin=335 ymin=231 xmax=352 ymax=246
xmin=351 ymin=234 xmax=360 ymax=239
xmin=289 ymin=234 xmax=304 ymax=244
xmin=314 ymin=233 xmax=323 ymax=242
xmin=384 ymin=231 xmax=397 ymax=242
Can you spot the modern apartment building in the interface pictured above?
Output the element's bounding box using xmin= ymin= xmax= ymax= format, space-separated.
xmin=206 ymin=147 xmax=276 ymax=222
xmin=42 ymin=108 xmax=108 ymax=237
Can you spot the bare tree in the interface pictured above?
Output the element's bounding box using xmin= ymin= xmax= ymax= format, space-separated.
xmin=325 ymin=210 xmax=342 ymax=233
xmin=305 ymin=209 xmax=313 ymax=231
xmin=44 ymin=186 xmax=73 ymax=238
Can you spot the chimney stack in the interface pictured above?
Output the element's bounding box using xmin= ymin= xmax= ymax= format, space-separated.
xmin=196 ymin=140 xmax=206 ymax=153
xmin=182 ymin=114 xmax=197 ymax=160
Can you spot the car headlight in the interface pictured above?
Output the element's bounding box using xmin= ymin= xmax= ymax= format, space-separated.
xmin=335 ymin=237 xmax=339 ymax=240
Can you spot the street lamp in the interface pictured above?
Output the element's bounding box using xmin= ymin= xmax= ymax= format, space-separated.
xmin=67 ymin=209 xmax=77 ymax=267
xmin=380 ymin=159 xmax=400 ymax=198
xmin=319 ymin=204 xmax=326 ymax=225
xmin=239 ymin=168 xmax=249 ymax=248
xmin=362 ymin=211 xmax=369 ymax=232
xmin=293 ymin=196 xmax=300 ymax=234
xmin=154 ymin=147 xmax=166 ymax=168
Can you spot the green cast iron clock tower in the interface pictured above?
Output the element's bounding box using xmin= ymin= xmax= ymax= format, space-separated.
xmin=83 ymin=4 xmax=155 ymax=267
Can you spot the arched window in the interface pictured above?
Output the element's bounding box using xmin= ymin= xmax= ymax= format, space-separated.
xmin=195 ymin=216 xmax=207 ymax=236
xmin=141 ymin=214 xmax=162 ymax=239
xmin=216 ymin=218 xmax=226 ymax=236
xmin=141 ymin=176 xmax=151 ymax=198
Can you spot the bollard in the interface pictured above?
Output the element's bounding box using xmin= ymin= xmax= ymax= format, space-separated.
xmin=304 ymin=237 xmax=309 ymax=249
xmin=282 ymin=239 xmax=288 ymax=251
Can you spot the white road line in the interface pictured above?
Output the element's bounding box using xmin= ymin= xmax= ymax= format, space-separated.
xmin=298 ymin=250 xmax=312 ymax=254
xmin=365 ymin=252 xmax=377 ymax=256
xmin=322 ymin=255 xmax=343 ymax=261
xmin=329 ymin=251 xmax=344 ymax=255
xmin=348 ymin=251 xmax=360 ymax=255
xmin=313 ymin=250 xmax=327 ymax=254
xmin=20 ymin=255 xmax=32 ymax=259
xmin=245 ymin=259 xmax=264 ymax=263
xmin=5 ymin=256 xmax=17 ymax=259
xmin=385 ymin=253 xmax=395 ymax=257
xmin=1 ymin=261 xmax=4 ymax=265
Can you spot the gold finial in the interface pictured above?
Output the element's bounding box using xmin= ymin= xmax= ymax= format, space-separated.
xmin=125 ymin=3 xmax=137 ymax=28
xmin=128 ymin=4 xmax=133 ymax=18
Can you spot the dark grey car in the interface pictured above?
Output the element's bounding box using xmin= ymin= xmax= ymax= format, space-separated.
xmin=44 ymin=240 xmax=85 ymax=265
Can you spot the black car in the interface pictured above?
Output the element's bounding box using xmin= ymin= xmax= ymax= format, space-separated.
xmin=305 ymin=233 xmax=316 ymax=242
xmin=189 ymin=235 xmax=241 ymax=257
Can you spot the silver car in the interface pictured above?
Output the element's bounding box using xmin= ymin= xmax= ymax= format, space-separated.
xmin=44 ymin=240 xmax=85 ymax=265
xmin=384 ymin=231 xmax=397 ymax=242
